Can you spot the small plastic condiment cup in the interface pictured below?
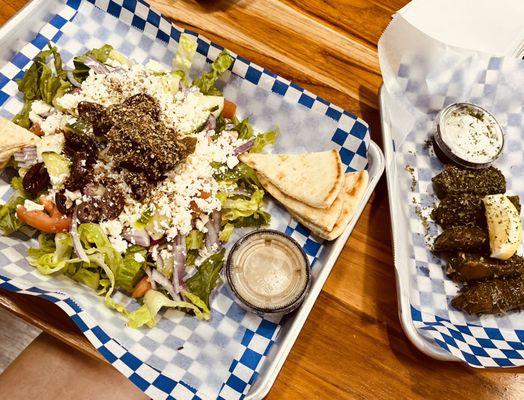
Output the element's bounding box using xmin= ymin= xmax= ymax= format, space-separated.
xmin=225 ymin=229 xmax=310 ymax=316
xmin=433 ymin=102 xmax=504 ymax=169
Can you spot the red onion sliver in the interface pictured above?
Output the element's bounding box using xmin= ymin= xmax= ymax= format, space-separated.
xmin=145 ymin=267 xmax=157 ymax=290
xmin=171 ymin=235 xmax=187 ymax=294
xmin=233 ymin=139 xmax=254 ymax=156
xmin=205 ymin=210 xmax=222 ymax=251
xmin=204 ymin=114 xmax=216 ymax=132
xmin=84 ymin=57 xmax=111 ymax=74
xmin=151 ymin=269 xmax=179 ymax=301
xmin=123 ymin=228 xmax=151 ymax=247
xmin=66 ymin=70 xmax=82 ymax=88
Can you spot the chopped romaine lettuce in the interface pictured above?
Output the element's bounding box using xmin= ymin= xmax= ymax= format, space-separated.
xmin=218 ymin=189 xmax=271 ymax=229
xmin=251 ymin=130 xmax=279 ymax=153
xmin=117 ymin=245 xmax=146 ymax=292
xmin=185 ymin=249 xmax=225 ymax=307
xmin=173 ymin=34 xmax=197 ymax=76
xmin=72 ymin=44 xmax=113 ymax=82
xmin=71 ymin=268 xmax=100 ymax=290
xmin=0 ymin=177 xmax=30 ymax=235
xmin=192 ymin=50 xmax=233 ymax=95
xmin=28 ymin=233 xmax=78 ymax=275
xmin=14 ymin=45 xmax=72 ymax=126
xmin=127 ymin=289 xmax=209 ymax=328
xmin=215 ymin=162 xmax=260 ymax=192
xmin=219 ymin=223 xmax=234 ymax=242
xmin=12 ymin=100 xmax=34 ymax=129
xmin=186 ymin=230 xmax=204 ymax=250
xmin=134 ymin=206 xmax=154 ymax=229
xmin=236 ymin=118 xmax=254 ymax=140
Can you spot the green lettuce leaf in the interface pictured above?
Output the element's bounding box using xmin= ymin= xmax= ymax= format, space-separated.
xmin=71 ymin=268 xmax=100 ymax=290
xmin=0 ymin=177 xmax=30 ymax=235
xmin=215 ymin=162 xmax=260 ymax=192
xmin=186 ymin=249 xmax=198 ymax=267
xmin=117 ymin=245 xmax=146 ymax=292
xmin=12 ymin=100 xmax=34 ymax=129
xmin=173 ymin=34 xmax=197 ymax=76
xmin=219 ymin=223 xmax=234 ymax=242
xmin=28 ymin=233 xmax=78 ymax=275
xmin=185 ymin=249 xmax=225 ymax=307
xmin=14 ymin=44 xmax=72 ymax=126
xmin=251 ymin=130 xmax=279 ymax=153
xmin=88 ymin=252 xmax=128 ymax=315
xmin=192 ymin=50 xmax=233 ymax=95
xmin=72 ymin=44 xmax=113 ymax=82
xmin=220 ymin=189 xmax=264 ymax=221
xmin=127 ymin=289 xmax=209 ymax=329
xmin=236 ymin=118 xmax=254 ymax=140
xmin=186 ymin=230 xmax=204 ymax=250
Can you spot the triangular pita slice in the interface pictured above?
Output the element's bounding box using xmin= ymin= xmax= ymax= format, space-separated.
xmin=0 ymin=117 xmax=40 ymax=169
xmin=240 ymin=150 xmax=343 ymax=208
xmin=291 ymin=171 xmax=369 ymax=240
xmin=258 ymin=174 xmax=343 ymax=232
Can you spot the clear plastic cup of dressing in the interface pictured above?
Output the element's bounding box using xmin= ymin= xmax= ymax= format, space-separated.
xmin=225 ymin=230 xmax=310 ymax=316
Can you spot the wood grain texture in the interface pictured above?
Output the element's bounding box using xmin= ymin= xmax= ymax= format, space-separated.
xmin=0 ymin=1 xmax=523 ymax=399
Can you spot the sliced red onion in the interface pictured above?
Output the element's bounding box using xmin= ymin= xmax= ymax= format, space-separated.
xmin=66 ymin=70 xmax=82 ymax=88
xmin=84 ymin=56 xmax=111 ymax=74
xmin=204 ymin=114 xmax=216 ymax=132
xmin=233 ymin=139 xmax=254 ymax=156
xmin=151 ymin=269 xmax=179 ymax=301
xmin=205 ymin=210 xmax=221 ymax=251
xmin=145 ymin=267 xmax=157 ymax=290
xmin=183 ymin=266 xmax=197 ymax=282
xmin=71 ymin=208 xmax=90 ymax=263
xmin=172 ymin=235 xmax=187 ymax=294
xmin=14 ymin=146 xmax=38 ymax=169
xmin=123 ymin=228 xmax=151 ymax=247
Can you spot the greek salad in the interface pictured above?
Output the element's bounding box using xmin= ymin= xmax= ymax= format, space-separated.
xmin=0 ymin=35 xmax=277 ymax=328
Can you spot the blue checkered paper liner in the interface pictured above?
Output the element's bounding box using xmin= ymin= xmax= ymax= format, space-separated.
xmin=388 ymin=47 xmax=524 ymax=367
xmin=0 ymin=0 xmax=370 ymax=398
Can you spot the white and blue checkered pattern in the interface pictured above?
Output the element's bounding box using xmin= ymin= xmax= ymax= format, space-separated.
xmin=0 ymin=0 xmax=370 ymax=398
xmin=390 ymin=49 xmax=524 ymax=367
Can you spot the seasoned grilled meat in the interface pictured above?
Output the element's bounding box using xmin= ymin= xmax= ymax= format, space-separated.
xmin=431 ymin=194 xmax=520 ymax=228
xmin=447 ymin=253 xmax=524 ymax=282
xmin=432 ymin=165 xmax=505 ymax=199
xmin=452 ymin=277 xmax=524 ymax=314
xmin=433 ymin=226 xmax=488 ymax=252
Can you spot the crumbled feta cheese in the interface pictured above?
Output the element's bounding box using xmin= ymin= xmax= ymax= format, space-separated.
xmin=29 ymin=101 xmax=53 ymax=125
xmin=100 ymin=220 xmax=128 ymax=254
xmin=36 ymin=133 xmax=65 ymax=161
xmin=134 ymin=252 xmax=146 ymax=263
xmin=226 ymin=155 xmax=239 ymax=169
xmin=23 ymin=199 xmax=44 ymax=212
xmin=55 ymin=93 xmax=79 ymax=112
xmin=39 ymin=112 xmax=75 ymax=135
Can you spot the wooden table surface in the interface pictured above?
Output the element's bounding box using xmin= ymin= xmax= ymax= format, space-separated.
xmin=1 ymin=1 xmax=524 ymax=399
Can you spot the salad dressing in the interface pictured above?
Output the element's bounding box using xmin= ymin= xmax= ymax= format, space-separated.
xmin=434 ymin=103 xmax=503 ymax=168
xmin=226 ymin=230 xmax=309 ymax=314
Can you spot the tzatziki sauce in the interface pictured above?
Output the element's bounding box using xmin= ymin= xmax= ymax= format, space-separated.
xmin=437 ymin=104 xmax=503 ymax=166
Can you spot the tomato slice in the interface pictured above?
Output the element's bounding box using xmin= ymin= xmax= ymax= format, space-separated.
xmin=16 ymin=197 xmax=71 ymax=234
xmin=222 ymin=100 xmax=237 ymax=119
xmin=131 ymin=276 xmax=152 ymax=298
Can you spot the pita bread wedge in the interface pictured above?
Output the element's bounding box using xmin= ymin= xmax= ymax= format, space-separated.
xmin=0 ymin=117 xmax=40 ymax=169
xmin=291 ymin=171 xmax=369 ymax=240
xmin=258 ymin=174 xmax=343 ymax=232
xmin=240 ymin=150 xmax=343 ymax=208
